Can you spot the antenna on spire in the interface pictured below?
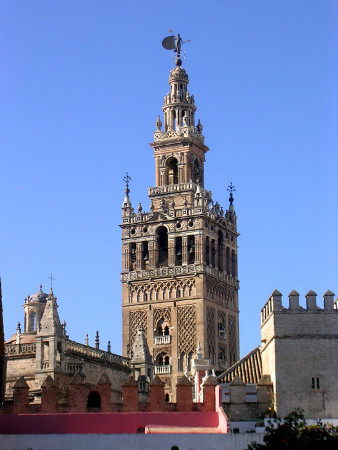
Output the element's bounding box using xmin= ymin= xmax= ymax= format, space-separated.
xmin=123 ymin=172 xmax=132 ymax=195
xmin=162 ymin=30 xmax=191 ymax=67
xmin=227 ymin=182 xmax=236 ymax=206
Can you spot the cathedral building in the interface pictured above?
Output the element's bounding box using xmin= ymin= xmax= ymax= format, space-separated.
xmin=4 ymin=285 xmax=130 ymax=403
xmin=121 ymin=59 xmax=240 ymax=400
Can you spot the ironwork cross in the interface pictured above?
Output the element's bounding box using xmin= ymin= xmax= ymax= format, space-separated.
xmin=48 ymin=273 xmax=55 ymax=290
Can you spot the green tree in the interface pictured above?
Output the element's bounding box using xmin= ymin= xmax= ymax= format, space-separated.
xmin=248 ymin=409 xmax=338 ymax=450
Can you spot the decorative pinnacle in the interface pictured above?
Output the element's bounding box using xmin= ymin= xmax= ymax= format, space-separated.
xmin=227 ymin=182 xmax=236 ymax=206
xmin=123 ymin=172 xmax=131 ymax=196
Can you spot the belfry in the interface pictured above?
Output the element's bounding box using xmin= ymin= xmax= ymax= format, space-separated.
xmin=121 ymin=37 xmax=239 ymax=400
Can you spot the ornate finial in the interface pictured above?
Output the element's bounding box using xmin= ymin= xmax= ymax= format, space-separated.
xmin=48 ymin=273 xmax=55 ymax=291
xmin=107 ymin=340 xmax=111 ymax=353
xmin=155 ymin=115 xmax=162 ymax=131
xmin=16 ymin=322 xmax=21 ymax=333
xmin=227 ymin=182 xmax=236 ymax=206
xmin=137 ymin=202 xmax=142 ymax=213
xmin=123 ymin=172 xmax=131 ymax=196
xmin=85 ymin=334 xmax=89 ymax=346
xmin=95 ymin=330 xmax=99 ymax=349
xmin=39 ymin=284 xmax=43 ymax=292
xmin=162 ymin=31 xmax=191 ymax=67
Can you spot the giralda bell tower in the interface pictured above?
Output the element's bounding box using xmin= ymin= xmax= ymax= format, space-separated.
xmin=121 ymin=35 xmax=239 ymax=400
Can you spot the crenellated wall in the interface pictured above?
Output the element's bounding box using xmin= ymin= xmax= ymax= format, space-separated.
xmin=260 ymin=289 xmax=338 ymax=418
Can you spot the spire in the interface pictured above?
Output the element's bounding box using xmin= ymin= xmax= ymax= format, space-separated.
xmin=227 ymin=182 xmax=236 ymax=211
xmin=95 ymin=330 xmax=100 ymax=349
xmin=38 ymin=289 xmax=63 ymax=336
xmin=122 ymin=172 xmax=133 ymax=218
xmin=131 ymin=326 xmax=152 ymax=365
xmin=85 ymin=333 xmax=89 ymax=346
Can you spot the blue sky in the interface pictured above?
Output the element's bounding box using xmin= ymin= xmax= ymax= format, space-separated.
xmin=1 ymin=1 xmax=337 ymax=358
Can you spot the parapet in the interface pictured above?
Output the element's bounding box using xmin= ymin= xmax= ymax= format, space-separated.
xmin=261 ymin=289 xmax=336 ymax=326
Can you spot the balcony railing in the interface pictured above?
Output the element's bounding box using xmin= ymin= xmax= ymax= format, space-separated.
xmin=154 ymin=335 xmax=171 ymax=345
xmin=5 ymin=343 xmax=36 ymax=356
xmin=154 ymin=365 xmax=171 ymax=375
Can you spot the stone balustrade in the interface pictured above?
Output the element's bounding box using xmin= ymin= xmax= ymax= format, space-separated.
xmin=5 ymin=343 xmax=36 ymax=356
xmin=154 ymin=335 xmax=171 ymax=345
xmin=154 ymin=365 xmax=171 ymax=375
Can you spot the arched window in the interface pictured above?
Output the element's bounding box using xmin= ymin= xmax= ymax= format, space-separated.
xmin=157 ymin=227 xmax=168 ymax=267
xmin=231 ymin=250 xmax=237 ymax=277
xmin=166 ymin=157 xmax=178 ymax=185
xmin=179 ymin=352 xmax=185 ymax=371
xmin=193 ymin=159 xmax=202 ymax=185
xmin=226 ymin=246 xmax=230 ymax=274
xmin=218 ymin=231 xmax=223 ymax=271
xmin=164 ymin=355 xmax=170 ymax=366
xmin=206 ymin=237 xmax=210 ymax=265
xmin=130 ymin=243 xmax=136 ymax=270
xmin=211 ymin=240 xmax=216 ymax=267
xmin=87 ymin=391 xmax=101 ymax=409
xmin=155 ymin=318 xmax=164 ymax=336
xmin=187 ymin=351 xmax=194 ymax=372
xmin=30 ymin=312 xmax=37 ymax=332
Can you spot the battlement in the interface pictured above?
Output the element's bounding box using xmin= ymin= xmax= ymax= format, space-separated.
xmin=261 ymin=289 xmax=336 ymax=326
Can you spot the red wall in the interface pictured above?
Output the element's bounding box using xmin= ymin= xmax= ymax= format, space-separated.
xmin=0 ymin=411 xmax=220 ymax=434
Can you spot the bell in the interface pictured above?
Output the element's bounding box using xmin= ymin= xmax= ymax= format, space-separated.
xmin=189 ymin=247 xmax=194 ymax=254
xmin=143 ymin=254 xmax=149 ymax=261
xmin=176 ymin=249 xmax=182 ymax=256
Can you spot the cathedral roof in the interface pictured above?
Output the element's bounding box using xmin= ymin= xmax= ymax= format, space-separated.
xmin=218 ymin=346 xmax=262 ymax=385
xmin=5 ymin=332 xmax=36 ymax=345
xmin=28 ymin=285 xmax=48 ymax=303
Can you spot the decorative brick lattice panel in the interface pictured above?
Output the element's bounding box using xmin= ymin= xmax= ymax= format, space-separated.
xmin=153 ymin=307 xmax=171 ymax=328
xmin=129 ymin=310 xmax=148 ymax=347
xmin=178 ymin=305 xmax=196 ymax=354
xmin=228 ymin=315 xmax=237 ymax=366
xmin=207 ymin=307 xmax=215 ymax=351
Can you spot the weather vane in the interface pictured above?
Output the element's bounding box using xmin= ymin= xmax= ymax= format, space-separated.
xmin=123 ymin=172 xmax=131 ymax=195
xmin=227 ymin=182 xmax=236 ymax=206
xmin=162 ymin=30 xmax=191 ymax=67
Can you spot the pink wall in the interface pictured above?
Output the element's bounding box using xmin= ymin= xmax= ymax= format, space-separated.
xmin=0 ymin=411 xmax=220 ymax=434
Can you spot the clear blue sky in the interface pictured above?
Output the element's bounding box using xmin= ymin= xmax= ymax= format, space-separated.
xmin=1 ymin=1 xmax=337 ymax=358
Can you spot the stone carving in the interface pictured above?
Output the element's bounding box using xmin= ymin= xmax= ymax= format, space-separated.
xmin=178 ymin=305 xmax=196 ymax=354
xmin=129 ymin=310 xmax=148 ymax=347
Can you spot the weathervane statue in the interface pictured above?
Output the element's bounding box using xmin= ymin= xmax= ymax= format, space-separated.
xmin=162 ymin=31 xmax=190 ymax=66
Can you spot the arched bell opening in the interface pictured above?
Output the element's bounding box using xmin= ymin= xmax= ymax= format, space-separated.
xmin=175 ymin=236 xmax=182 ymax=266
xmin=188 ymin=235 xmax=195 ymax=264
xmin=166 ymin=157 xmax=178 ymax=185
xmin=157 ymin=226 xmax=168 ymax=267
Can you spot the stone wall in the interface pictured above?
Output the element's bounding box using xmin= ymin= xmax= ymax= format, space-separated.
xmin=261 ymin=290 xmax=338 ymax=418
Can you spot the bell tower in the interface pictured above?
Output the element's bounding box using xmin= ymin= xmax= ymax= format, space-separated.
xmin=121 ymin=41 xmax=239 ymax=400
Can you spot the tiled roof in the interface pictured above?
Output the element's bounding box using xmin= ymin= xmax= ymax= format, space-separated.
xmin=218 ymin=347 xmax=262 ymax=384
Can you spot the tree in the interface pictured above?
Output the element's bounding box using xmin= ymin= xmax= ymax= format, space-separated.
xmin=248 ymin=409 xmax=338 ymax=450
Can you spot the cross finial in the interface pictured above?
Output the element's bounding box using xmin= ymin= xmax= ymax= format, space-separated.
xmin=227 ymin=182 xmax=236 ymax=206
xmin=48 ymin=273 xmax=55 ymax=290
xmin=123 ymin=172 xmax=131 ymax=195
